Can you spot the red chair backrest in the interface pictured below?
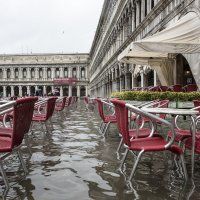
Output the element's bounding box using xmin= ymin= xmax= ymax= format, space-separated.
xmin=46 ymin=97 xmax=57 ymax=120
xmin=96 ymin=98 xmax=106 ymax=122
xmin=184 ymin=84 xmax=198 ymax=92
xmin=12 ymin=97 xmax=38 ymax=147
xmin=110 ymin=99 xmax=130 ymax=147
xmin=173 ymin=84 xmax=182 ymax=92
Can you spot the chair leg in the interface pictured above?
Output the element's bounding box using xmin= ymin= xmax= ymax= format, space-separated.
xmin=119 ymin=148 xmax=129 ymax=169
xmin=129 ymin=150 xmax=144 ymax=181
xmin=180 ymin=154 xmax=188 ymax=180
xmin=103 ymin=122 xmax=110 ymax=137
xmin=116 ymin=137 xmax=123 ymax=153
xmin=44 ymin=122 xmax=49 ymax=134
xmin=49 ymin=118 xmax=54 ymax=130
xmin=0 ymin=159 xmax=9 ymax=189
xmin=17 ymin=149 xmax=28 ymax=175
xmin=24 ymin=134 xmax=32 ymax=155
xmin=99 ymin=121 xmax=103 ymax=131
xmin=40 ymin=122 xmax=46 ymax=134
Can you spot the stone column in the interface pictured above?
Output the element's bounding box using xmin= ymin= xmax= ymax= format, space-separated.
xmin=140 ymin=67 xmax=144 ymax=88
xmin=11 ymin=68 xmax=14 ymax=80
xmin=77 ymin=85 xmax=80 ymax=97
xmin=52 ymin=68 xmax=55 ymax=79
xmin=3 ymin=86 xmax=6 ymax=97
xmin=19 ymin=86 xmax=22 ymax=97
xmin=60 ymin=67 xmax=64 ymax=78
xmin=132 ymin=4 xmax=136 ymax=32
xmin=69 ymin=67 xmax=72 ymax=78
xmin=147 ymin=0 xmax=151 ymax=14
xmin=141 ymin=0 xmax=145 ymax=21
xmin=35 ymin=68 xmax=39 ymax=79
xmin=43 ymin=85 xmax=46 ymax=95
xmin=51 ymin=85 xmax=54 ymax=92
xmin=154 ymin=70 xmax=157 ymax=86
xmin=43 ymin=68 xmax=47 ymax=79
xmin=27 ymin=86 xmax=30 ymax=96
xmin=11 ymin=86 xmax=14 ymax=96
xmin=19 ymin=68 xmax=23 ymax=80
xmin=60 ymin=86 xmax=63 ymax=96
xmin=136 ymin=0 xmax=141 ymax=27
xmin=27 ymin=68 xmax=31 ymax=79
xmin=69 ymin=85 xmax=72 ymax=96
xmin=77 ymin=67 xmax=80 ymax=80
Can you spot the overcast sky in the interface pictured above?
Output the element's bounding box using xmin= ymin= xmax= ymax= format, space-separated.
xmin=0 ymin=0 xmax=104 ymax=54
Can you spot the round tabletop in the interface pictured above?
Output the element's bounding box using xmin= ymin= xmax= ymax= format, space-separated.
xmin=142 ymin=107 xmax=199 ymax=115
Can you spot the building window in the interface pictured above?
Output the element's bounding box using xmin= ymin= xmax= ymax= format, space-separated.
xmin=0 ymin=69 xmax=3 ymax=79
xmin=64 ymin=68 xmax=68 ymax=78
xmin=39 ymin=68 xmax=43 ymax=78
xmin=81 ymin=67 xmax=85 ymax=78
xmin=145 ymin=0 xmax=148 ymax=16
xmin=47 ymin=68 xmax=51 ymax=78
xmin=31 ymin=68 xmax=35 ymax=78
xmin=56 ymin=68 xmax=60 ymax=78
xmin=7 ymin=69 xmax=11 ymax=79
xmin=72 ymin=68 xmax=76 ymax=78
xmin=23 ymin=68 xmax=27 ymax=78
xmin=15 ymin=68 xmax=19 ymax=78
xmin=151 ymin=0 xmax=154 ymax=9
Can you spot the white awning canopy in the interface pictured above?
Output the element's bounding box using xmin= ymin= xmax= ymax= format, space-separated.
xmin=118 ymin=12 xmax=200 ymax=63
xmin=118 ymin=12 xmax=200 ymax=87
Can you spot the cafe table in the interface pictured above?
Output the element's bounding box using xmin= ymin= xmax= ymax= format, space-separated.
xmin=141 ymin=107 xmax=199 ymax=175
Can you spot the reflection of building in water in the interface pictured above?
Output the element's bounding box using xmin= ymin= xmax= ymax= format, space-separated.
xmin=0 ymin=54 xmax=89 ymax=97
xmin=89 ymin=0 xmax=200 ymax=97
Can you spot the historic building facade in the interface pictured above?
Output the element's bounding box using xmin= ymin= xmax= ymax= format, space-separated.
xmin=0 ymin=54 xmax=89 ymax=97
xmin=89 ymin=0 xmax=199 ymax=97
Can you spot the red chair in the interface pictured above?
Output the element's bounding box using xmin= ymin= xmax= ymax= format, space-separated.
xmin=159 ymin=86 xmax=168 ymax=92
xmin=111 ymin=100 xmax=157 ymax=153
xmin=148 ymin=85 xmax=161 ymax=92
xmin=168 ymin=84 xmax=183 ymax=92
xmin=32 ymin=97 xmax=57 ymax=134
xmin=183 ymin=84 xmax=198 ymax=92
xmin=0 ymin=97 xmax=37 ymax=188
xmin=96 ymin=98 xmax=117 ymax=136
xmin=111 ymin=99 xmax=187 ymax=181
xmin=55 ymin=97 xmax=67 ymax=118
xmin=167 ymin=100 xmax=200 ymax=145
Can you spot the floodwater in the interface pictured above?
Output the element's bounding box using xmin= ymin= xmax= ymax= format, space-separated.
xmin=1 ymin=100 xmax=200 ymax=200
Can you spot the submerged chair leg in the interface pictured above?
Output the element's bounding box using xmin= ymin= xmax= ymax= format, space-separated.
xmin=129 ymin=150 xmax=144 ymax=181
xmin=17 ymin=149 xmax=28 ymax=175
xmin=119 ymin=148 xmax=129 ymax=169
xmin=44 ymin=122 xmax=49 ymax=134
xmin=0 ymin=159 xmax=9 ymax=189
xmin=24 ymin=134 xmax=32 ymax=155
xmin=180 ymin=154 xmax=188 ymax=180
xmin=103 ymin=122 xmax=110 ymax=137
xmin=116 ymin=137 xmax=123 ymax=153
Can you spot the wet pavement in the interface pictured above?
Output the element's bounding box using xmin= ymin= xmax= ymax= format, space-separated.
xmin=1 ymin=100 xmax=200 ymax=199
